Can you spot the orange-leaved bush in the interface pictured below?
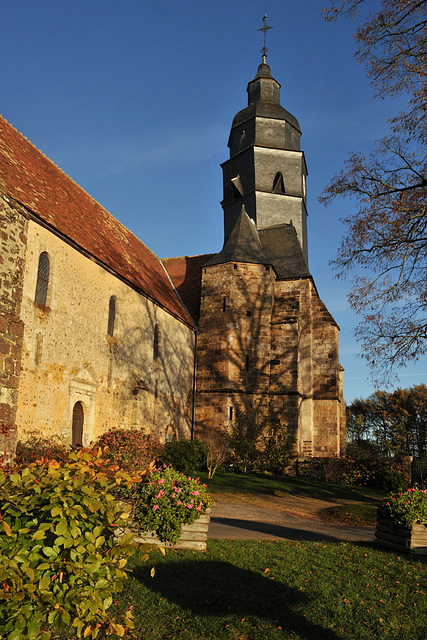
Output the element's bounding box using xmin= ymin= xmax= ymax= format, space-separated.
xmin=95 ymin=428 xmax=163 ymax=473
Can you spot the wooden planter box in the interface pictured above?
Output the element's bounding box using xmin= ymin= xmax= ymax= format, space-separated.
xmin=134 ymin=509 xmax=211 ymax=552
xmin=375 ymin=515 xmax=427 ymax=555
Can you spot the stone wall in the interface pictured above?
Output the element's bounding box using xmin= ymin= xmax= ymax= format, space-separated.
xmin=0 ymin=196 xmax=28 ymax=458
xmin=15 ymin=218 xmax=195 ymax=446
xmin=311 ymin=289 xmax=344 ymax=457
xmin=195 ymin=260 xmax=345 ymax=458
xmin=195 ymin=261 xmax=275 ymax=437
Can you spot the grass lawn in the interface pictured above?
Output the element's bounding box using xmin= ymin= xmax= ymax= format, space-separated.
xmin=104 ymin=539 xmax=427 ymax=640
xmin=201 ymin=471 xmax=384 ymax=504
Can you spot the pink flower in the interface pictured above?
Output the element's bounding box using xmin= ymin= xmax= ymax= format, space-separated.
xmin=158 ymin=479 xmax=165 ymax=484
xmin=153 ymin=505 xmax=159 ymax=511
xmin=192 ymin=490 xmax=199 ymax=496
xmin=196 ymin=506 xmax=201 ymax=511
xmin=156 ymin=490 xmax=164 ymax=498
xmin=187 ymin=504 xmax=193 ymax=509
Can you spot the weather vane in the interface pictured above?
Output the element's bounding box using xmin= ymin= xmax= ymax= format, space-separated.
xmin=257 ymin=13 xmax=273 ymax=62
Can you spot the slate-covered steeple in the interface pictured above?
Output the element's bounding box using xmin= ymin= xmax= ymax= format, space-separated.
xmin=221 ymin=58 xmax=309 ymax=265
xmin=205 ymin=205 xmax=270 ymax=267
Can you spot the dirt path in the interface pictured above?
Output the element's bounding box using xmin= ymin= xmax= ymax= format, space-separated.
xmin=212 ymin=491 xmax=338 ymax=521
xmin=209 ymin=497 xmax=375 ymax=542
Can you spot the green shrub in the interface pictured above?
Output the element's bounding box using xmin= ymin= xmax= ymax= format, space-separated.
xmin=226 ymin=410 xmax=263 ymax=474
xmin=383 ymin=487 xmax=427 ymax=528
xmin=259 ymin=424 xmax=293 ymax=474
xmin=133 ymin=466 xmax=212 ymax=544
xmin=296 ymin=445 xmax=407 ymax=491
xmin=225 ymin=410 xmax=294 ymax=475
xmin=344 ymin=443 xmax=407 ymax=491
xmin=15 ymin=433 xmax=69 ymax=466
xmin=95 ymin=428 xmax=163 ymax=474
xmin=158 ymin=439 xmax=206 ymax=475
xmin=0 ymin=448 xmax=140 ymax=639
xmin=296 ymin=457 xmax=346 ymax=483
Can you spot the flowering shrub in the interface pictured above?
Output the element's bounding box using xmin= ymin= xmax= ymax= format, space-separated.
xmin=384 ymin=488 xmax=427 ymax=528
xmin=159 ymin=438 xmax=206 ymax=475
xmin=134 ymin=467 xmax=213 ymax=544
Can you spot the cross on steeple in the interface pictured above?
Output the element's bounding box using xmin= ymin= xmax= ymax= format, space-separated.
xmin=257 ymin=13 xmax=273 ymax=62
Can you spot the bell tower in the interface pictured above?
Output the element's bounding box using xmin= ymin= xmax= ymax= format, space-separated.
xmin=221 ymin=18 xmax=309 ymax=264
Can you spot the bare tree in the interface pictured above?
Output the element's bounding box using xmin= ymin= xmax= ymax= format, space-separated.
xmin=321 ymin=0 xmax=427 ymax=380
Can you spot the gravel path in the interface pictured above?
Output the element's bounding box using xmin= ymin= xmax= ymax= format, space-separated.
xmin=208 ymin=501 xmax=375 ymax=543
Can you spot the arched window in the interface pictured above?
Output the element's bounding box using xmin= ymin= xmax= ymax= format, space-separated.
xmin=34 ymin=252 xmax=50 ymax=306
xmin=107 ymin=296 xmax=116 ymax=336
xmin=153 ymin=324 xmax=160 ymax=360
xmin=72 ymin=401 xmax=84 ymax=446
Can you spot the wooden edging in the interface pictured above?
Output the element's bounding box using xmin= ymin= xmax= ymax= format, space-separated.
xmin=134 ymin=509 xmax=211 ymax=552
xmin=375 ymin=516 xmax=427 ymax=556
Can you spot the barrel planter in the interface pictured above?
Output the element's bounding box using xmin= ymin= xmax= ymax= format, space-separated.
xmin=134 ymin=508 xmax=211 ymax=551
xmin=375 ymin=514 xmax=427 ymax=555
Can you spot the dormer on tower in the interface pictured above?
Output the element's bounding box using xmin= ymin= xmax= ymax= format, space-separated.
xmin=221 ymin=52 xmax=309 ymax=265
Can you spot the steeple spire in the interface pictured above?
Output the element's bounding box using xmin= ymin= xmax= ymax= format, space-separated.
xmin=257 ymin=14 xmax=273 ymax=63
xmin=221 ymin=41 xmax=308 ymax=263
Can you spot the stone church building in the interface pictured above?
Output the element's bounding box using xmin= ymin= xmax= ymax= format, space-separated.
xmin=0 ymin=56 xmax=345 ymax=461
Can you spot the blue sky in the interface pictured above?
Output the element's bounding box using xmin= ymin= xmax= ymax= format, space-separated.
xmin=1 ymin=0 xmax=425 ymax=403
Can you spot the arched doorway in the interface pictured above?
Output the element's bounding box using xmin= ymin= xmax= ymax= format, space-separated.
xmin=72 ymin=401 xmax=84 ymax=446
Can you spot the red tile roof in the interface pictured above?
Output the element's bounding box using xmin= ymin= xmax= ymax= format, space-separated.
xmin=163 ymin=254 xmax=215 ymax=324
xmin=0 ymin=115 xmax=194 ymax=328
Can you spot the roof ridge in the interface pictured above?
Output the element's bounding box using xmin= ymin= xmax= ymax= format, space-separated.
xmin=162 ymin=253 xmax=216 ymax=261
xmin=0 ymin=113 xmax=156 ymax=253
xmin=0 ymin=114 xmax=89 ymax=195
xmin=0 ymin=113 xmax=193 ymax=327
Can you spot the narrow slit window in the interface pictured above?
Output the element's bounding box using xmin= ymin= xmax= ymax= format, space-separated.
xmin=231 ymin=175 xmax=243 ymax=199
xmin=245 ymin=355 xmax=250 ymax=371
xmin=229 ymin=406 xmax=234 ymax=420
xmin=35 ymin=252 xmax=50 ymax=306
xmin=107 ymin=296 xmax=116 ymax=336
xmin=153 ymin=324 xmax=160 ymax=360
xmin=272 ymin=171 xmax=286 ymax=194
xmin=223 ymin=297 xmax=226 ymax=312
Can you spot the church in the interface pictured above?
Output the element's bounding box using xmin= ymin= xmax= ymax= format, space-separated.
xmin=0 ymin=50 xmax=345 ymax=461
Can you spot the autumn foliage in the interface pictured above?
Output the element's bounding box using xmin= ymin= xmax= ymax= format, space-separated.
xmin=347 ymin=383 xmax=427 ymax=458
xmin=0 ymin=448 xmax=142 ymax=639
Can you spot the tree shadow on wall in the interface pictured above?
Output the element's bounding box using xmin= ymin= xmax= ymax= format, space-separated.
xmin=132 ymin=559 xmax=340 ymax=640
xmin=107 ymin=284 xmax=195 ymax=440
xmin=197 ymin=263 xmax=302 ymax=460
